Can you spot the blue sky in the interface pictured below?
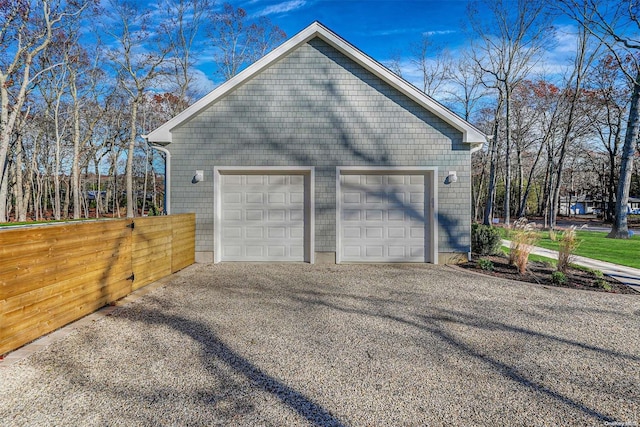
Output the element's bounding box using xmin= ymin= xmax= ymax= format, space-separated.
xmin=180 ymin=0 xmax=582 ymax=94
xmin=243 ymin=0 xmax=471 ymax=57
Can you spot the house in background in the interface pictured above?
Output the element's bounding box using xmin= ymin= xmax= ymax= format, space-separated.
xmin=559 ymin=196 xmax=640 ymax=216
xmin=146 ymin=22 xmax=486 ymax=264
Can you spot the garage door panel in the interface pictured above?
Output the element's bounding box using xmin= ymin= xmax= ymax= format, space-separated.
xmin=340 ymin=173 xmax=428 ymax=263
xmin=223 ymin=246 xmax=242 ymax=257
xmin=290 ymin=192 xmax=304 ymax=204
xmin=410 ymin=192 xmax=424 ymax=204
xmin=268 ymin=210 xmax=286 ymax=221
xmin=268 ymin=227 xmax=286 ymax=238
xmin=343 ymin=192 xmax=361 ymax=204
xmin=388 ymin=175 xmax=406 ymax=185
xmin=220 ymin=173 xmax=306 ymax=261
xmin=246 ymin=193 xmax=263 ymax=204
xmin=343 ymin=210 xmax=361 ymax=221
xmin=223 ymin=175 xmax=242 ymax=185
xmin=290 ymin=246 xmax=304 ymax=258
xmin=268 ymin=175 xmax=286 ymax=185
xmin=223 ymin=209 xmax=242 ymax=221
xmin=290 ymin=209 xmax=304 ymax=221
xmin=366 ymin=227 xmax=383 ymax=238
xmin=410 ymin=247 xmax=425 ymax=257
xmin=366 ymin=246 xmax=384 ymax=257
xmin=343 ymin=246 xmax=361 ymax=257
xmin=290 ymin=175 xmax=304 ymax=185
xmin=388 ymin=227 xmax=405 ymax=238
xmin=246 ymin=227 xmax=264 ymax=239
xmin=410 ymin=227 xmax=425 ymax=238
xmin=388 ymin=246 xmax=406 ymax=257
xmin=247 ymin=175 xmax=264 ymax=185
xmin=224 ymin=193 xmax=241 ymax=203
xmin=246 ymin=210 xmax=263 ymax=221
xmin=223 ymin=227 xmax=242 ymax=239
xmin=365 ymin=175 xmax=383 ymax=185
xmin=290 ymin=227 xmax=304 ymax=239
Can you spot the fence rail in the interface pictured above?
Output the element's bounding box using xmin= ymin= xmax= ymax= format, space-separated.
xmin=0 ymin=213 xmax=195 ymax=355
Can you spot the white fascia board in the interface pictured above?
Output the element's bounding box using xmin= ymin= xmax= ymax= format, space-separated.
xmin=146 ymin=21 xmax=487 ymax=146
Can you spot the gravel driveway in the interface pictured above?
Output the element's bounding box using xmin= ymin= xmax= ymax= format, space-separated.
xmin=1 ymin=263 xmax=639 ymax=426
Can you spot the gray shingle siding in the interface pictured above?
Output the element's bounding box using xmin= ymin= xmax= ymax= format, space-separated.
xmin=169 ymin=37 xmax=471 ymax=257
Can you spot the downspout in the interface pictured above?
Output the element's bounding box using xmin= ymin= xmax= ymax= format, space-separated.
xmin=145 ymin=141 xmax=171 ymax=215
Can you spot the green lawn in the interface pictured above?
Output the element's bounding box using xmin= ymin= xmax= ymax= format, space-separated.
xmin=501 ymin=228 xmax=640 ymax=269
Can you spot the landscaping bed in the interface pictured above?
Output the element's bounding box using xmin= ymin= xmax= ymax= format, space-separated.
xmin=460 ymin=254 xmax=638 ymax=294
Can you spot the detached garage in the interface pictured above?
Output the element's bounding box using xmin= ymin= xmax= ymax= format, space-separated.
xmin=145 ymin=22 xmax=486 ymax=264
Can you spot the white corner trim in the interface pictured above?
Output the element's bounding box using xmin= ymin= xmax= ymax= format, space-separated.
xmin=146 ymin=21 xmax=487 ymax=146
xmin=335 ymin=166 xmax=439 ymax=264
xmin=213 ymin=166 xmax=315 ymax=264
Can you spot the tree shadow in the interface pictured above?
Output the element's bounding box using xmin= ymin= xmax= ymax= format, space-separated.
xmin=284 ymin=287 xmax=625 ymax=424
xmin=125 ymin=305 xmax=347 ymax=427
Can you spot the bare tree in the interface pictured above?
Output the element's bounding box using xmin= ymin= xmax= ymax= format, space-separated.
xmin=410 ymin=35 xmax=452 ymax=97
xmin=445 ymin=50 xmax=487 ymax=121
xmin=160 ymin=0 xmax=213 ymax=114
xmin=102 ymin=0 xmax=171 ymax=218
xmin=469 ymin=0 xmax=553 ymax=226
xmin=560 ymin=0 xmax=640 ymax=238
xmin=547 ymin=23 xmax=601 ymax=228
xmin=584 ymin=55 xmax=629 ymax=222
xmin=0 ymin=0 xmax=87 ymax=222
xmin=208 ymin=3 xmax=286 ymax=81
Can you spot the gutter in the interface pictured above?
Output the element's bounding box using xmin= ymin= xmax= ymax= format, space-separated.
xmin=144 ymin=140 xmax=171 ymax=215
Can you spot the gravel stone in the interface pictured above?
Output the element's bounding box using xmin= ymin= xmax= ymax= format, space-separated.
xmin=1 ymin=263 xmax=639 ymax=426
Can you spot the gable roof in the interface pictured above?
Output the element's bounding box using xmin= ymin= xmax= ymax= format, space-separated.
xmin=145 ymin=21 xmax=487 ymax=148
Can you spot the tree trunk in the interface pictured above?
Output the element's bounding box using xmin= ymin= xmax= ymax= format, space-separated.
xmin=126 ymin=99 xmax=139 ymax=218
xmin=609 ymin=75 xmax=640 ymax=238
xmin=15 ymin=139 xmax=27 ymax=222
xmin=483 ymin=98 xmax=503 ymax=226
xmin=0 ymin=158 xmax=7 ymax=222
xmin=518 ymin=138 xmax=545 ymax=217
xmin=503 ymin=88 xmax=512 ymax=226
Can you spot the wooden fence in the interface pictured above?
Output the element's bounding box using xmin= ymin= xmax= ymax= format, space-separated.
xmin=0 ymin=214 xmax=195 ymax=355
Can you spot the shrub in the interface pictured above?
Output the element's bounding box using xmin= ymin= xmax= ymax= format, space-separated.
xmin=596 ymin=278 xmax=612 ymax=291
xmin=471 ymin=223 xmax=503 ymax=255
xmin=551 ymin=271 xmax=567 ymax=285
xmin=478 ymin=258 xmax=494 ymax=271
xmin=557 ymin=226 xmax=579 ymax=273
xmin=509 ymin=218 xmax=539 ymax=274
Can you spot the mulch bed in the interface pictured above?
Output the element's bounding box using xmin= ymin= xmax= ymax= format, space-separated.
xmin=459 ymin=254 xmax=638 ymax=294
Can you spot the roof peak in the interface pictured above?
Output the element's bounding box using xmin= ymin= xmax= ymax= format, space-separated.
xmin=145 ymin=21 xmax=486 ymax=147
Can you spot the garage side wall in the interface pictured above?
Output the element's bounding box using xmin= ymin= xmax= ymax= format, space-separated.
xmin=169 ymin=37 xmax=471 ymax=262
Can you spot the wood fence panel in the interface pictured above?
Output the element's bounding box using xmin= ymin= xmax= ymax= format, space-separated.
xmin=131 ymin=216 xmax=173 ymax=290
xmin=0 ymin=220 xmax=132 ymax=355
xmin=172 ymin=214 xmax=196 ymax=273
xmin=0 ymin=214 xmax=195 ymax=356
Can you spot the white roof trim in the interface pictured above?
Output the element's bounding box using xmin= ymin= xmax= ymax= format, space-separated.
xmin=145 ymin=21 xmax=487 ymax=146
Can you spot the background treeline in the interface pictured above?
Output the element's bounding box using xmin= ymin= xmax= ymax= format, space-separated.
xmin=0 ymin=0 xmax=285 ymax=222
xmin=1 ymin=0 xmax=639 ymax=238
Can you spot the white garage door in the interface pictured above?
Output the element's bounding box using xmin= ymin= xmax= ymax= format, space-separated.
xmin=339 ymin=173 xmax=427 ymax=262
xmin=220 ymin=174 xmax=305 ymax=261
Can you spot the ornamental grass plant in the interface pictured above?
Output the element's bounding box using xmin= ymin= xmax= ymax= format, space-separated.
xmin=509 ymin=218 xmax=539 ymax=274
xmin=557 ymin=226 xmax=579 ymax=273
